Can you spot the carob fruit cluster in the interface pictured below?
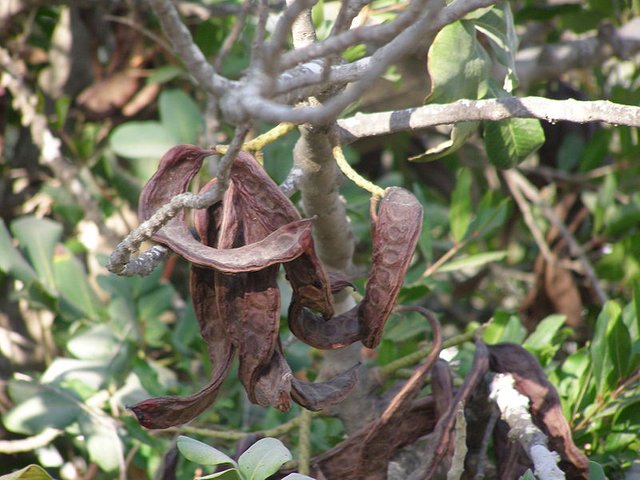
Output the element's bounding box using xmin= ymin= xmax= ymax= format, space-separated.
xmin=129 ymin=145 xmax=421 ymax=429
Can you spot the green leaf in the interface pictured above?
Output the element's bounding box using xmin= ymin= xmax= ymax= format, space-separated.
xmin=78 ymin=413 xmax=124 ymax=473
xmin=483 ymin=117 xmax=545 ymax=169
xmin=197 ymin=469 xmax=242 ymax=480
xmin=518 ymin=470 xmax=536 ymax=480
xmin=437 ymin=251 xmax=507 ymax=274
xmin=607 ymin=314 xmax=631 ymax=382
xmin=41 ymin=357 xmax=109 ymax=391
xmin=281 ymin=475 xmax=316 ymax=480
xmin=238 ymin=438 xmax=293 ymax=480
xmin=524 ymin=314 xmax=566 ymax=350
xmin=67 ymin=324 xmax=122 ymax=361
xmin=473 ymin=3 xmax=519 ymax=92
xmin=449 ymin=169 xmax=472 ymax=242
xmin=177 ymin=436 xmax=237 ymax=468
xmin=110 ymin=121 xmax=178 ymax=160
xmin=588 ymin=461 xmax=607 ymax=480
xmin=591 ymin=301 xmax=621 ymax=395
xmin=483 ymin=311 xmax=526 ymax=344
xmin=0 ymin=465 xmax=54 ymax=480
xmin=0 ymin=220 xmax=37 ymax=283
xmin=11 ymin=216 xmax=63 ymax=294
xmin=53 ymin=247 xmax=103 ymax=320
xmin=158 ymin=89 xmax=203 ymax=145
xmin=410 ymin=121 xmax=479 ymax=162
xmin=427 ymin=21 xmax=490 ymax=103
xmin=4 ymin=380 xmax=82 ymax=435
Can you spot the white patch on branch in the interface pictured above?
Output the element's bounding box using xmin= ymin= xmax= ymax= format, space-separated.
xmin=489 ymin=373 xmax=565 ymax=480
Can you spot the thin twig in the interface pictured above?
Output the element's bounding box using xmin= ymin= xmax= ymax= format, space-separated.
xmin=473 ymin=404 xmax=500 ymax=480
xmin=297 ymin=409 xmax=313 ymax=475
xmin=502 ymin=170 xmax=555 ymax=264
xmin=0 ymin=428 xmax=62 ymax=454
xmin=333 ymin=144 xmax=384 ymax=197
xmin=214 ymin=0 xmax=252 ymax=71
xmin=148 ymin=0 xmax=232 ymax=96
xmin=107 ymin=124 xmax=250 ymax=276
xmin=507 ymin=170 xmax=608 ymax=304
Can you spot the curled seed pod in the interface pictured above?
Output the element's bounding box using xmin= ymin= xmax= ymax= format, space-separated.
xmin=139 ymin=144 xmax=313 ymax=273
xmin=230 ymin=151 xmax=334 ymax=317
xmin=252 ymin=346 xmax=293 ymax=411
xmin=215 ymin=182 xmax=281 ymax=404
xmin=359 ymin=187 xmax=423 ymax=348
xmin=130 ymin=184 xmax=234 ymax=429
xmin=290 ymin=363 xmax=359 ymax=411
xmin=288 ymin=300 xmax=362 ymax=349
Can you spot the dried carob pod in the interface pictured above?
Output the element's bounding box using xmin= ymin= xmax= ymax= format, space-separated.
xmin=130 ymin=180 xmax=234 ymax=429
xmin=229 ymin=151 xmax=334 ymax=317
xmin=138 ymin=144 xmax=314 ymax=273
xmin=488 ymin=343 xmax=589 ymax=479
xmin=288 ymin=187 xmax=423 ymax=350
xmin=288 ymin=300 xmax=361 ymax=349
xmin=215 ymin=181 xmax=281 ymax=404
xmin=359 ymin=187 xmax=423 ymax=348
xmin=357 ymin=307 xmax=442 ymax=479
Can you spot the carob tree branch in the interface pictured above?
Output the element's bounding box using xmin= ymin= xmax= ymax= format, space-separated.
xmin=336 ymin=96 xmax=640 ymax=143
xmin=489 ymin=373 xmax=565 ymax=480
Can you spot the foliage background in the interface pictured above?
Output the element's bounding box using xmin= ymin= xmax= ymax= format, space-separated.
xmin=0 ymin=0 xmax=639 ymax=479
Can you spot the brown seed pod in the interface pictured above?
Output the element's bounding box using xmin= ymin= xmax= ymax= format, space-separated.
xmin=138 ymin=144 xmax=314 ymax=273
xmin=252 ymin=345 xmax=293 ymax=411
xmin=229 ymin=151 xmax=334 ymax=317
xmin=288 ymin=300 xmax=362 ymax=350
xmin=130 ymin=181 xmax=234 ymax=429
xmin=291 ymin=363 xmax=359 ymax=411
xmin=359 ymin=187 xmax=423 ymax=348
xmin=214 ymin=182 xmax=281 ymax=405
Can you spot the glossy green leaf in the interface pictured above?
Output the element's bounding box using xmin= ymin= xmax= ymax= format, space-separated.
xmin=4 ymin=380 xmax=82 ymax=435
xmin=78 ymin=412 xmax=124 ymax=472
xmin=449 ymin=169 xmax=472 ymax=242
xmin=158 ymin=89 xmax=203 ymax=145
xmin=67 ymin=325 xmax=122 ymax=361
xmin=11 ymin=216 xmax=63 ymax=294
xmin=110 ymin=121 xmax=178 ymax=160
xmin=0 ymin=220 xmax=37 ymax=283
xmin=53 ymin=247 xmax=103 ymax=321
xmin=591 ymin=301 xmax=621 ymax=395
xmin=41 ymin=357 xmax=109 ymax=391
xmin=177 ymin=436 xmax=237 ymax=467
xmin=483 ymin=117 xmax=545 ymax=169
xmin=410 ymin=121 xmax=479 ymax=162
xmin=518 ymin=470 xmax=536 ymax=480
xmin=198 ymin=469 xmax=242 ymax=480
xmin=238 ymin=438 xmax=292 ymax=480
xmin=427 ymin=21 xmax=490 ymax=103
xmin=437 ymin=251 xmax=507 ymax=274
xmin=607 ymin=314 xmax=631 ymax=382
xmin=0 ymin=465 xmax=54 ymax=480
xmin=588 ymin=461 xmax=607 ymax=480
xmin=483 ymin=311 xmax=526 ymax=344
xmin=473 ymin=3 xmax=519 ymax=92
xmin=524 ymin=314 xmax=566 ymax=350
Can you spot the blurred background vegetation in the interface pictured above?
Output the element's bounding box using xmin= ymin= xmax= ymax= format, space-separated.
xmin=0 ymin=0 xmax=639 ymax=479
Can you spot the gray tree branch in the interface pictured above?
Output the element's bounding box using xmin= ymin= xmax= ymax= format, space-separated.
xmin=336 ymin=96 xmax=640 ymax=143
